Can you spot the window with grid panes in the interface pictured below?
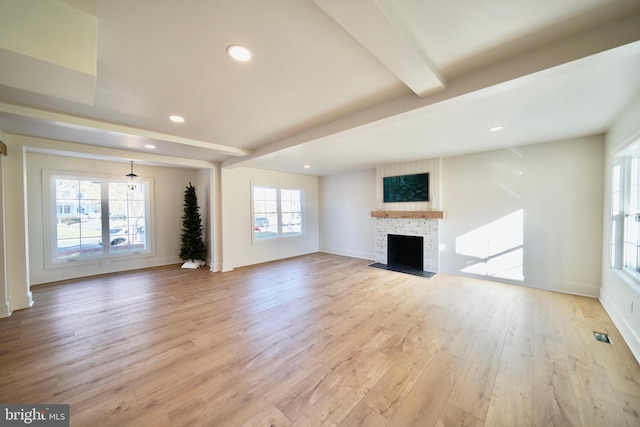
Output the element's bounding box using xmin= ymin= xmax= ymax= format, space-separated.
xmin=252 ymin=185 xmax=303 ymax=241
xmin=48 ymin=172 xmax=151 ymax=264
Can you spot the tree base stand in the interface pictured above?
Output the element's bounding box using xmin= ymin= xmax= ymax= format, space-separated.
xmin=181 ymin=260 xmax=206 ymax=269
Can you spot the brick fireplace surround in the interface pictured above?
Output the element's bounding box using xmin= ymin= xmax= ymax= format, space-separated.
xmin=371 ymin=211 xmax=445 ymax=273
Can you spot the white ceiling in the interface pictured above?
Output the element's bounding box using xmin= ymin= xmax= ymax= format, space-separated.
xmin=1 ymin=0 xmax=640 ymax=175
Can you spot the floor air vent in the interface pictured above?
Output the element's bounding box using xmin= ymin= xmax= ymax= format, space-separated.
xmin=594 ymin=331 xmax=611 ymax=344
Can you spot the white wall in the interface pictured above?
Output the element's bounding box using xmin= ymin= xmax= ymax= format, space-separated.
xmin=4 ymin=139 xmax=33 ymax=312
xmin=376 ymin=158 xmax=441 ymax=211
xmin=318 ymin=161 xmax=442 ymax=261
xmin=319 ymin=137 xmax=605 ymax=296
xmin=196 ymin=168 xmax=216 ymax=269
xmin=319 ymin=168 xmax=376 ymax=260
xmin=220 ymin=167 xmax=319 ymax=271
xmin=0 ymin=133 xmax=217 ymax=314
xmin=210 ymin=166 xmax=223 ymax=272
xmin=601 ymin=95 xmax=640 ymax=361
xmin=26 ymin=151 xmax=202 ymax=284
xmin=440 ymin=136 xmax=604 ymax=296
xmin=0 ymin=153 xmax=9 ymax=317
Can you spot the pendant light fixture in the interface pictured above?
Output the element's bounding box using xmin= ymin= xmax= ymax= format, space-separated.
xmin=126 ymin=160 xmax=138 ymax=190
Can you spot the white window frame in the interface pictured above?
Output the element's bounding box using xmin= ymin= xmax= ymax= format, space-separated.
xmin=611 ymin=143 xmax=640 ymax=292
xmin=251 ymin=183 xmax=304 ymax=243
xmin=43 ymin=170 xmax=154 ymax=268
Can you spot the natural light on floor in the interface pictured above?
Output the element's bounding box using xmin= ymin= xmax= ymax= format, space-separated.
xmin=456 ymin=209 xmax=524 ymax=281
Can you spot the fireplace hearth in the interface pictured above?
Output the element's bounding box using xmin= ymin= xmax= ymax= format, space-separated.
xmin=369 ymin=262 xmax=435 ymax=278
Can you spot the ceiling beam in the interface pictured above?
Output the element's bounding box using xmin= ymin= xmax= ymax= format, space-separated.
xmin=223 ymin=10 xmax=640 ymax=170
xmin=0 ymin=103 xmax=252 ymax=158
xmin=312 ymin=0 xmax=445 ymax=98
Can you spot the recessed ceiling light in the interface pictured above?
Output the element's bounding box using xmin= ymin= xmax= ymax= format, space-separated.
xmin=489 ymin=126 xmax=504 ymax=132
xmin=144 ymin=144 xmax=156 ymax=149
xmin=227 ymin=45 xmax=252 ymax=62
xmin=304 ymin=165 xmax=311 ymax=169
xmin=169 ymin=115 xmax=185 ymax=123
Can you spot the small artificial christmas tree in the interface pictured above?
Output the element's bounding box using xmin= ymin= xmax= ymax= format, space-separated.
xmin=179 ymin=182 xmax=207 ymax=268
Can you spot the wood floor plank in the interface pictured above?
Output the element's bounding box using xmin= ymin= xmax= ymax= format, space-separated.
xmin=287 ymin=349 xmax=391 ymax=425
xmin=439 ymin=302 xmax=491 ymax=360
xmin=448 ymin=325 xmax=506 ymax=420
xmin=534 ymin=292 xmax=567 ymax=339
xmin=388 ymin=351 xmax=465 ymax=427
xmin=619 ymin=391 xmax=640 ymax=426
xmin=533 ymin=334 xmax=581 ymax=427
xmin=242 ymin=404 xmax=291 ymax=427
xmin=563 ymin=318 xmax=608 ymax=366
xmin=575 ymin=397 xmax=631 ymax=427
xmin=595 ymin=327 xmax=640 ymax=398
xmin=504 ymin=287 xmax=537 ymax=353
xmin=436 ymin=403 xmax=484 ymax=427
xmin=275 ymin=325 xmax=393 ymax=424
xmin=569 ymin=356 xmax=623 ymax=407
xmin=0 ymin=253 xmax=637 ymax=426
xmin=505 ymin=319 xmax=535 ymax=354
xmin=200 ymin=362 xmax=309 ymax=426
xmin=338 ymin=401 xmax=388 ymax=427
xmin=361 ymin=349 xmax=436 ymax=419
xmin=484 ymin=345 xmax=534 ymax=427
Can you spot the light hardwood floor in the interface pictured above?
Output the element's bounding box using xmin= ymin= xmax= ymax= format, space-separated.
xmin=1 ymin=253 xmax=639 ymax=426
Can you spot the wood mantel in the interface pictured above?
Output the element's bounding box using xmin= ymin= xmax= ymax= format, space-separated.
xmin=371 ymin=210 xmax=446 ymax=219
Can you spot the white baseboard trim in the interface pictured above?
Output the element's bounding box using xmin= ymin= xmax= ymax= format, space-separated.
xmin=10 ymin=291 xmax=34 ymax=312
xmin=221 ymin=264 xmax=234 ymax=273
xmin=319 ymin=246 xmax=374 ymax=261
xmin=439 ymin=266 xmax=599 ymax=297
xmin=599 ymin=288 xmax=640 ymax=364
xmin=0 ymin=300 xmax=10 ymax=318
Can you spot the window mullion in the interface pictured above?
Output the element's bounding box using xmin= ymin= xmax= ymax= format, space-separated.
xmin=277 ymin=188 xmax=282 ymax=237
xmin=101 ymin=180 xmax=110 ymax=256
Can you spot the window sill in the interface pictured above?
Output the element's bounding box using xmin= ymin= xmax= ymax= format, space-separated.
xmin=252 ymin=233 xmax=304 ymax=245
xmin=46 ymin=250 xmax=153 ymax=270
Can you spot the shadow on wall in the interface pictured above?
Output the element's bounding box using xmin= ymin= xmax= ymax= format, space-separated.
xmin=455 ymin=209 xmax=524 ymax=281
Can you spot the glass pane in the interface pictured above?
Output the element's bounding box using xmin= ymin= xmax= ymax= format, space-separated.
xmin=253 ymin=187 xmax=265 ymax=200
xmin=265 ymin=188 xmax=277 ymax=199
xmin=265 ymin=201 xmax=278 ymax=213
xmin=281 ymin=189 xmax=302 ymax=236
xmin=281 ymin=201 xmax=292 ymax=213
xmin=612 ymin=164 xmax=620 ymax=193
xmin=253 ymin=186 xmax=279 ymax=239
xmin=612 ymin=192 xmax=620 ymax=216
xmin=108 ymin=182 xmax=147 ymax=254
xmin=55 ymin=178 xmax=103 ymax=260
xmin=631 ymin=159 xmax=640 ymax=212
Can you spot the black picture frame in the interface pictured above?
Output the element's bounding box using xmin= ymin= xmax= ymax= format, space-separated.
xmin=383 ymin=173 xmax=429 ymax=203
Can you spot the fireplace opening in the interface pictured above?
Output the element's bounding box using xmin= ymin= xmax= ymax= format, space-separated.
xmin=388 ymin=234 xmax=423 ymax=271
xmin=371 ymin=234 xmax=436 ymax=278
xmin=369 ymin=233 xmax=433 ymax=278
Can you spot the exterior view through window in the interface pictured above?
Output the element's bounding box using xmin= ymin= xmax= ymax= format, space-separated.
xmin=252 ymin=185 xmax=303 ymax=240
xmin=611 ymin=148 xmax=640 ymax=280
xmin=622 ymin=157 xmax=640 ymax=274
xmin=52 ymin=175 xmax=149 ymax=262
